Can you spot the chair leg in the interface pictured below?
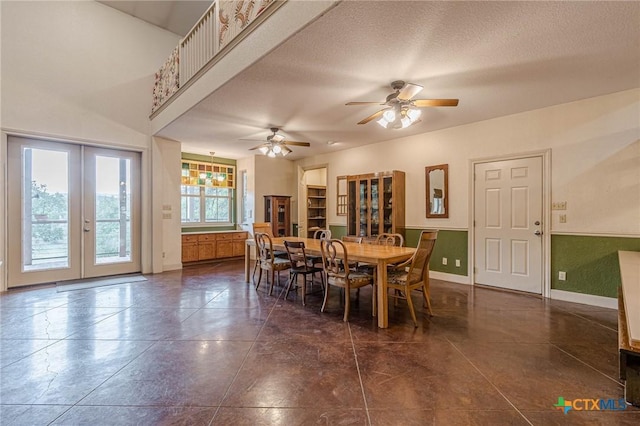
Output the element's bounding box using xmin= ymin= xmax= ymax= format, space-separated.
xmin=343 ymin=286 xmax=350 ymax=322
xmin=405 ymin=288 xmax=418 ymax=327
xmin=269 ymin=269 xmax=276 ymax=295
xmin=252 ymin=259 xmax=260 ymax=282
xmin=301 ymin=274 xmax=308 ymax=306
xmin=284 ymin=273 xmax=295 ymax=300
xmin=422 ymin=282 xmax=433 ymax=315
xmin=255 ymin=267 xmax=263 ymax=290
xmin=321 ymin=282 xmax=330 ymax=312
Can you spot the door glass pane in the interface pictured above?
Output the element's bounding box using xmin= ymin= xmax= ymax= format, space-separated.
xmin=22 ymin=148 xmax=70 ymax=271
xmin=371 ymin=178 xmax=380 ymax=235
xmin=95 ymin=156 xmax=131 ymax=264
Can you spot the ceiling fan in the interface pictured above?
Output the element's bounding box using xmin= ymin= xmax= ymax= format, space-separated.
xmin=245 ymin=128 xmax=311 ymax=157
xmin=346 ymin=80 xmax=459 ymax=129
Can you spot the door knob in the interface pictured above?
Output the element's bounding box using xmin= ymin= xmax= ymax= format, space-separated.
xmin=83 ymin=227 xmax=91 ymax=232
xmin=534 ymin=221 xmax=541 ymax=226
xmin=534 ymin=230 xmax=542 ymax=236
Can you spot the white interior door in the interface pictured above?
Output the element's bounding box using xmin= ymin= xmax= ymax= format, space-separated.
xmin=474 ymin=156 xmax=543 ymax=293
xmin=7 ymin=137 xmax=141 ymax=287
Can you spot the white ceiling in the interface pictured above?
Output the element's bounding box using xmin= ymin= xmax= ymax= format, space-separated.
xmin=103 ymin=1 xmax=640 ymax=160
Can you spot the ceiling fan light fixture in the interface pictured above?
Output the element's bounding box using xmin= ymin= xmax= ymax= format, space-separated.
xmin=377 ymin=117 xmax=390 ymax=128
xmin=382 ymin=109 xmax=396 ymax=122
xmin=258 ymin=146 xmax=269 ymax=154
xmin=281 ymin=146 xmax=292 ymax=156
xmin=407 ymin=107 xmax=421 ymax=121
xmin=272 ymin=144 xmax=282 ymax=154
xmin=267 ymin=149 xmax=276 ymax=158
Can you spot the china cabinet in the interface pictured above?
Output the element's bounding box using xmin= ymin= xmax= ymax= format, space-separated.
xmin=264 ymin=195 xmax=291 ymax=237
xmin=347 ymin=171 xmax=405 ymax=238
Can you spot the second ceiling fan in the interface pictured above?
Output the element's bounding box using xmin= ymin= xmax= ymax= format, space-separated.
xmin=347 ymin=80 xmax=459 ymax=129
xmin=246 ymin=128 xmax=310 ymax=157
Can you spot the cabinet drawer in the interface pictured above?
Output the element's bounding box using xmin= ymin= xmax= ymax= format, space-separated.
xmin=217 ymin=233 xmax=233 ymax=241
xmin=232 ymin=232 xmax=247 ymax=240
xmin=198 ymin=234 xmax=216 ymax=242
xmin=182 ymin=235 xmax=198 ymax=243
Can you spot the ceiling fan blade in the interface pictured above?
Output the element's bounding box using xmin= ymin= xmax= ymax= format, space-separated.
xmin=346 ymin=101 xmax=385 ymax=106
xmin=397 ymin=83 xmax=423 ymax=101
xmin=413 ymin=99 xmax=459 ymax=107
xmin=239 ymin=138 xmax=264 ymax=142
xmin=249 ymin=143 xmax=269 ymax=151
xmin=357 ymin=109 xmax=387 ymax=125
xmin=283 ymin=141 xmax=311 ymax=147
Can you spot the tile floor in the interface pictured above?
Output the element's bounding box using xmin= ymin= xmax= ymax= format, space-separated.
xmin=1 ymin=260 xmax=639 ymax=425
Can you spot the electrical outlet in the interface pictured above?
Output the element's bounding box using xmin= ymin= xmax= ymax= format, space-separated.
xmin=442 ymin=257 xmax=448 ymax=265
xmin=552 ymin=201 xmax=567 ymax=210
xmin=455 ymin=259 xmax=461 ymax=267
xmin=559 ymin=214 xmax=567 ymax=223
xmin=559 ymin=271 xmax=566 ymax=281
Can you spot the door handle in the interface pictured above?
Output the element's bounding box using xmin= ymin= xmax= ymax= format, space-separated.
xmin=534 ymin=230 xmax=542 ymax=236
xmin=83 ymin=227 xmax=91 ymax=232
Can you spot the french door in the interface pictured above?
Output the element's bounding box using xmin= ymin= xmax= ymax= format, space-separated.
xmin=474 ymin=156 xmax=543 ymax=294
xmin=7 ymin=137 xmax=141 ymax=288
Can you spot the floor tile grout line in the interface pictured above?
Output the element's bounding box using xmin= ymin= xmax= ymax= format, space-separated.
xmin=348 ymin=323 xmax=372 ymax=426
xmin=46 ymin=339 xmax=160 ymax=425
xmin=446 ymin=338 xmax=534 ymax=426
xmin=207 ymin=279 xmax=287 ymax=426
xmin=552 ymin=343 xmax=624 ymax=386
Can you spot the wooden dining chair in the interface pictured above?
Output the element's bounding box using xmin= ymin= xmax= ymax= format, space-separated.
xmin=252 ymin=222 xmax=286 ymax=278
xmin=307 ymin=229 xmax=332 ymax=267
xmin=386 ymin=230 xmax=438 ymax=326
xmin=375 ymin=233 xmax=404 ymax=247
xmin=254 ymin=233 xmax=291 ymax=295
xmin=320 ymin=238 xmax=375 ymax=322
xmin=283 ymin=240 xmax=324 ymax=306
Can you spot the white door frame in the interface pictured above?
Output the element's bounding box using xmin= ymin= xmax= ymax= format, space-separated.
xmin=469 ymin=149 xmax=551 ymax=298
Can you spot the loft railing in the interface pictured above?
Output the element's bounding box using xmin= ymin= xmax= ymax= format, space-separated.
xmin=151 ymin=0 xmax=279 ymax=116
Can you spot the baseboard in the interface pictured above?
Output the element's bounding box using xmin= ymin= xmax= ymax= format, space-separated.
xmin=550 ymin=289 xmax=617 ymax=309
xmin=163 ymin=263 xmax=182 ymax=271
xmin=429 ymin=271 xmax=471 ymax=285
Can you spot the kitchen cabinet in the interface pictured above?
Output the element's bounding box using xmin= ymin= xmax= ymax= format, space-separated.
xmin=182 ymin=231 xmax=247 ymax=263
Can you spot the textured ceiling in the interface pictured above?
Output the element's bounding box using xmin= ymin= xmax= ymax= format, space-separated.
xmin=107 ymin=1 xmax=640 ymax=160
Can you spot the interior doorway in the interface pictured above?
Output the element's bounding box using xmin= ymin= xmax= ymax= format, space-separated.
xmin=473 ymin=155 xmax=545 ymax=294
xmin=298 ymin=166 xmax=327 ymax=238
xmin=6 ymin=136 xmax=141 ymax=288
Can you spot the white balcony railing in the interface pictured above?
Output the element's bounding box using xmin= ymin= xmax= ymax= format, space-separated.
xmin=151 ymin=0 xmax=279 ymax=116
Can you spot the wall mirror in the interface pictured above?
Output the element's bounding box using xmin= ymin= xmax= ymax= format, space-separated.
xmin=425 ymin=164 xmax=449 ymax=218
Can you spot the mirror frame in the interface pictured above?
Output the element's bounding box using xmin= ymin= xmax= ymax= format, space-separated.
xmin=425 ymin=164 xmax=449 ymax=218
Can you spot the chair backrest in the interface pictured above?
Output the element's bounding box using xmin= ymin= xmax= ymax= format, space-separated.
xmin=405 ymin=230 xmax=438 ymax=284
xmin=284 ymin=240 xmax=309 ymax=268
xmin=320 ymin=238 xmax=350 ymax=280
xmin=342 ymin=235 xmax=362 ymax=244
xmin=313 ymin=229 xmax=332 ymax=240
xmin=252 ymin=222 xmax=274 ymax=237
xmin=375 ymin=233 xmax=404 ymax=247
xmin=255 ymin=232 xmax=274 ymax=262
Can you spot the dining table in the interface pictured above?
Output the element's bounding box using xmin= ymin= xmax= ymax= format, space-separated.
xmin=245 ymin=236 xmax=416 ymax=328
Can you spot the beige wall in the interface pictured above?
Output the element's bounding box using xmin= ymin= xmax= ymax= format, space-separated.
xmin=296 ymin=89 xmax=640 ymax=237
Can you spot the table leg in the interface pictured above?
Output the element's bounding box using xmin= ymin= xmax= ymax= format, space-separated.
xmin=244 ymin=241 xmax=250 ymax=283
xmin=377 ymin=259 xmax=389 ymax=328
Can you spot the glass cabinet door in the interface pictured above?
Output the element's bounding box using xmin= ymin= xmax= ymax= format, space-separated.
xmin=348 ymin=180 xmax=357 ymax=235
xmin=383 ymin=176 xmax=393 ymax=233
xmin=358 ymin=179 xmax=368 ymax=237
xmin=370 ymin=178 xmax=381 ymax=236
